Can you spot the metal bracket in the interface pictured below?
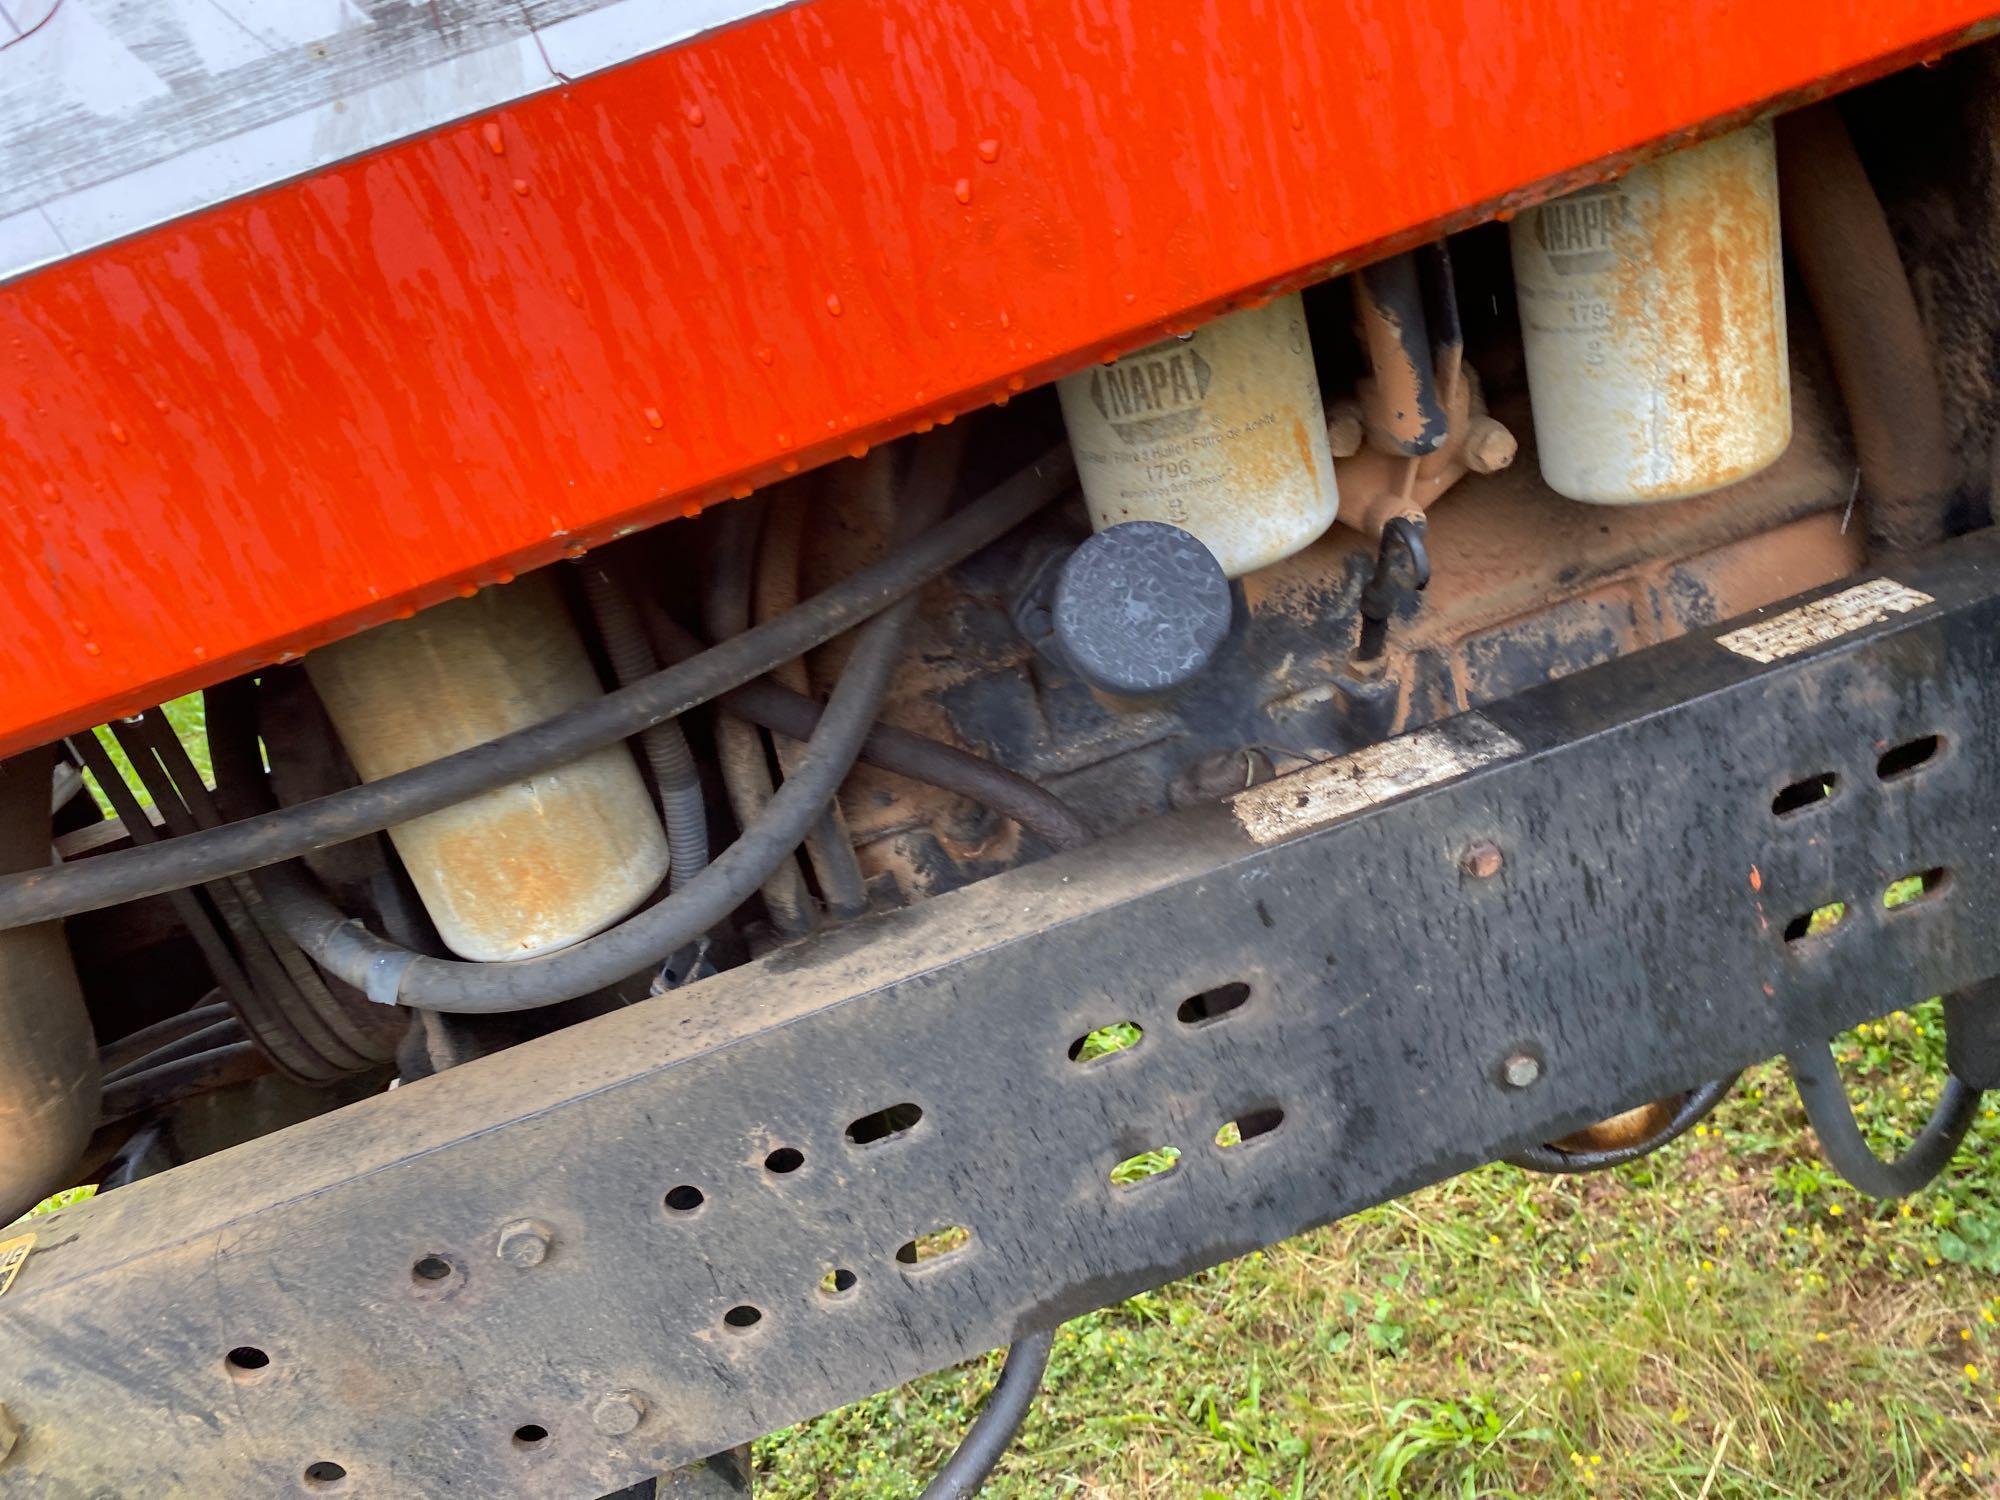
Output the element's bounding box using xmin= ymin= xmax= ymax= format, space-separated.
xmin=6 ymin=537 xmax=2000 ymax=1498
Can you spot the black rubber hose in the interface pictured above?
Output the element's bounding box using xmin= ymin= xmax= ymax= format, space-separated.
xmin=101 ymin=1017 xmax=244 ymax=1084
xmin=578 ymin=563 xmax=710 ymax=890
xmin=108 ymin=717 xmax=370 ymax=1076
xmin=754 ymin=482 xmax=873 ymax=922
xmin=707 ymin=498 xmax=816 ymax=937
xmin=1786 ymin=1039 xmax=1981 ymax=1199
xmin=98 ymin=1040 xmax=267 ymax=1122
xmin=1505 ymin=1074 xmax=1739 ymax=1175
xmin=644 ymin=610 xmax=1090 ymax=853
xmin=67 ymin=730 xmax=325 ymax=1082
xmin=234 ymin=590 xmax=919 ymax=1009
xmin=137 ymin=712 xmax=396 ymax=1069
xmin=223 ymin=437 xmax=969 ymax=1010
xmin=0 ymin=446 xmax=1075 ymax=931
xmin=97 ymin=998 xmax=228 ymax=1075
xmin=918 ymin=1329 xmax=1055 ymax=1500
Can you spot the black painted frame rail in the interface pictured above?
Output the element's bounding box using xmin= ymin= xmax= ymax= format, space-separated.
xmin=4 ymin=534 xmax=2000 ymax=1497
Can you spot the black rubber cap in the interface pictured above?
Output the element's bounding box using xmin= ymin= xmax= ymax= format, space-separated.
xmin=1052 ymin=521 xmax=1231 ymax=697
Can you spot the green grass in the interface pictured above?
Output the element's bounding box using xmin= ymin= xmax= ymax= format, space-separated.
xmin=755 ymin=1001 xmax=2000 ymax=1497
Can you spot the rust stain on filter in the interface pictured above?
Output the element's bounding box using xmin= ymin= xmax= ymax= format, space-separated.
xmin=304 ymin=575 xmax=669 ymax=961
xmin=1510 ymin=123 xmax=1791 ymax=504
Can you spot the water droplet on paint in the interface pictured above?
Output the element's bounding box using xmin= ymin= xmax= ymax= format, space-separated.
xmin=482 ymin=121 xmax=505 ymax=155
xmin=781 ymin=459 xmax=799 ymax=474
xmin=564 ymin=282 xmax=584 ymax=306
xmin=684 ymin=102 xmax=705 ymax=127
xmin=997 ymin=309 xmax=1010 ymax=329
xmin=494 ymin=570 xmax=515 ymax=585
xmin=109 ymin=422 xmax=129 ymax=445
xmin=976 ymin=138 xmax=1000 ymax=162
xmin=83 ymin=642 xmax=100 ymax=657
xmin=754 ymin=345 xmax=774 ymax=366
xmin=752 ymin=162 xmax=771 ymax=182
xmin=512 ymin=178 xmax=531 ymax=197
xmin=824 ymin=293 xmax=843 ymax=317
xmin=458 ymin=584 xmax=478 ymax=599
xmin=644 ymin=407 xmax=664 ymax=430
xmin=848 ymin=442 xmax=868 ymax=459
xmin=953 ymin=178 xmax=972 ymax=204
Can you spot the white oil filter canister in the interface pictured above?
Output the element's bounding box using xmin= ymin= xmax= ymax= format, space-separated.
xmin=306 ymin=574 xmax=670 ymax=962
xmin=1057 ymin=292 xmax=1338 ymax=578
xmin=1510 ymin=122 xmax=1790 ymax=504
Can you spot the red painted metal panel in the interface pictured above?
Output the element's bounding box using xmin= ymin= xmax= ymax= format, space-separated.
xmin=0 ymin=0 xmax=1993 ymax=758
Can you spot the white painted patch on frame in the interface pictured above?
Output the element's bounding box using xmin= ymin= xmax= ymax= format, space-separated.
xmin=1232 ymin=715 xmax=1521 ymax=846
xmin=1715 ymin=579 xmax=1934 ymax=665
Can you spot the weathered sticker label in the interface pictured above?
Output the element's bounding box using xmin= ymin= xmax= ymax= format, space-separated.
xmin=0 ymin=1233 xmax=34 ymax=1299
xmin=1716 ymin=579 xmax=1934 ymax=664
xmin=1232 ymin=715 xmax=1522 ymax=846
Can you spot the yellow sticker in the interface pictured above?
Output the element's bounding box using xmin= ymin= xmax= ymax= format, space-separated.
xmin=0 ymin=1233 xmax=33 ymax=1299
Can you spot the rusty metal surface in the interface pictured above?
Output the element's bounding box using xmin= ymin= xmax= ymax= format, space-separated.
xmin=4 ymin=532 xmax=1999 ymax=1496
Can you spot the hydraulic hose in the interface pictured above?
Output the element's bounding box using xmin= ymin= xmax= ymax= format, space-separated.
xmin=759 ymin=479 xmax=872 ymax=921
xmin=578 ymin=562 xmax=710 ymax=890
xmin=0 ymin=445 xmax=1075 ymax=932
xmin=1786 ymin=1039 xmax=1980 ymax=1199
xmin=229 ymin=589 xmax=919 ymax=1009
xmin=101 ymin=1018 xmax=244 ymax=1084
xmin=218 ymin=433 xmax=971 ymax=1011
xmin=918 ymin=1329 xmax=1055 ymax=1500
xmin=97 ymin=998 xmax=229 ymax=1075
xmin=1506 ymin=1074 xmax=1738 ymax=1175
xmin=98 ymin=1040 xmax=267 ymax=1123
xmin=69 ymin=728 xmax=329 ymax=1083
xmin=643 ymin=610 xmax=1090 ymax=853
xmin=1777 ymin=104 xmax=1959 ymax=553
xmin=707 ymin=498 xmax=816 ymax=937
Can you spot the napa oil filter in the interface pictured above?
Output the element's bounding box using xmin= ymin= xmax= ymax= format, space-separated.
xmin=1057 ymin=293 xmax=1339 ymax=577
xmin=1510 ymin=122 xmax=1790 ymax=504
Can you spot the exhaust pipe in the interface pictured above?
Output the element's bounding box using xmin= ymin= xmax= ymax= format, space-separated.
xmin=0 ymin=744 xmax=99 ymax=1223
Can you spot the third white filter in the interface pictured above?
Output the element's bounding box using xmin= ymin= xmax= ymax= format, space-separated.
xmin=1510 ymin=122 xmax=1791 ymax=504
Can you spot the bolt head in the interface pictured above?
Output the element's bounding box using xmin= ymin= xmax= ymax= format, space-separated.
xmin=496 ymin=1219 xmax=554 ymax=1268
xmin=0 ymin=1402 xmax=20 ymax=1466
xmin=1502 ymin=1053 xmax=1542 ymax=1089
xmin=1461 ymin=840 xmax=1504 ymax=880
xmin=591 ymin=1390 xmax=649 ymax=1437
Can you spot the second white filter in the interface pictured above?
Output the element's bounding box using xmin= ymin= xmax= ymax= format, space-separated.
xmin=1057 ymin=293 xmax=1338 ymax=578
